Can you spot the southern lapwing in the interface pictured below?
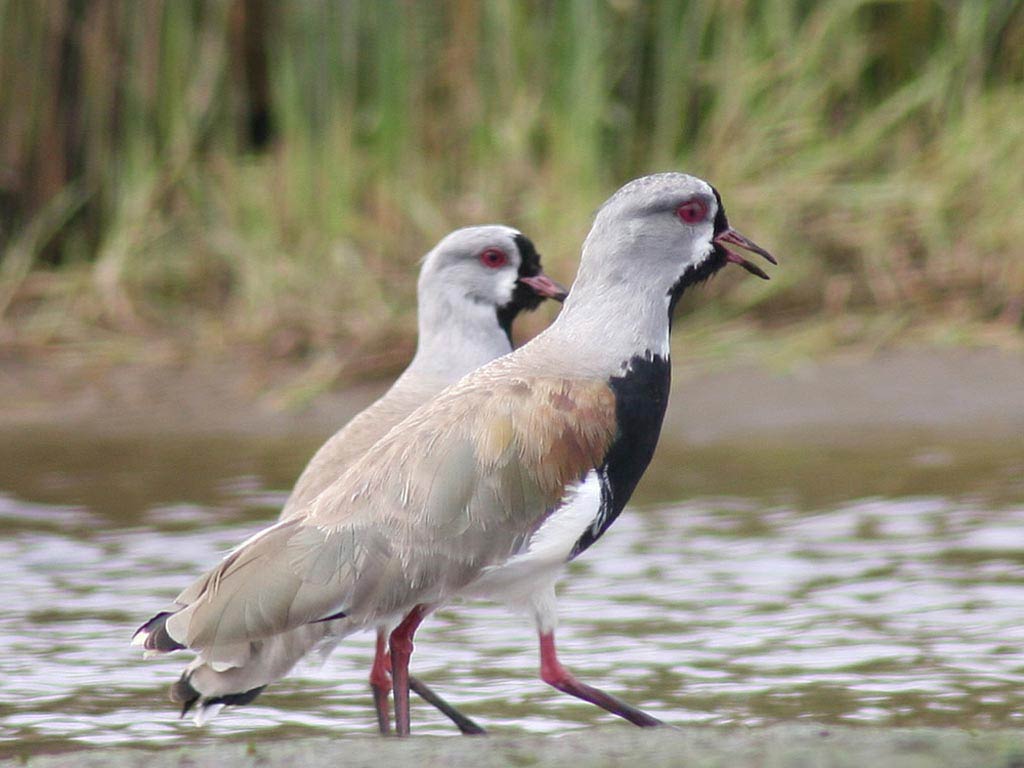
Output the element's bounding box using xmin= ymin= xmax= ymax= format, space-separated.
xmin=281 ymin=226 xmax=565 ymax=734
xmin=134 ymin=172 xmax=775 ymax=735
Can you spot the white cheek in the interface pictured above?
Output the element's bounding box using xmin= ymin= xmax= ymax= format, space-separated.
xmin=694 ymin=234 xmax=715 ymax=264
xmin=496 ymin=267 xmax=518 ymax=304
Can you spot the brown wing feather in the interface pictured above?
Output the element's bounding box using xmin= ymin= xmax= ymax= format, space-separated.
xmin=311 ymin=373 xmax=615 ymax=531
xmin=163 ymin=369 xmax=617 ymax=651
xmin=280 ymin=382 xmax=429 ymax=520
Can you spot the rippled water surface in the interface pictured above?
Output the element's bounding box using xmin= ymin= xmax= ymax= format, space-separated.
xmin=1 ymin=427 xmax=1023 ymax=758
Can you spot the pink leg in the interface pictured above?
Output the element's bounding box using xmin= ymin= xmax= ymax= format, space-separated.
xmin=389 ymin=605 xmax=428 ymax=737
xmin=539 ymin=631 xmax=663 ymax=727
xmin=370 ymin=622 xmax=485 ymax=736
xmin=369 ymin=628 xmax=392 ymax=735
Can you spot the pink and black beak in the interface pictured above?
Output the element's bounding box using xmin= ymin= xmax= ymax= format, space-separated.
xmin=518 ymin=273 xmax=569 ymax=302
xmin=512 ymin=234 xmax=569 ymax=304
xmin=497 ymin=234 xmax=569 ymax=343
xmin=714 ymin=229 xmax=777 ymax=280
xmin=710 ymin=188 xmax=777 ymax=280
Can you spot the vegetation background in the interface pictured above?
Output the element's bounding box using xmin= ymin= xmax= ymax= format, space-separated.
xmin=2 ymin=0 xmax=1022 ymax=388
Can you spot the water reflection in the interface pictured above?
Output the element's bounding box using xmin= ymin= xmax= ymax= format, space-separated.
xmin=0 ymin=429 xmax=1022 ymax=758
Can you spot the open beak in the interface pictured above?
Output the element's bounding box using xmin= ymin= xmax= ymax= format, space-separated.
xmin=519 ymin=273 xmax=569 ymax=302
xmin=714 ymin=229 xmax=777 ymax=280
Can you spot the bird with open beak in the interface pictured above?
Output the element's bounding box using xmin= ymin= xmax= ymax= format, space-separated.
xmin=134 ymin=173 xmax=774 ymax=735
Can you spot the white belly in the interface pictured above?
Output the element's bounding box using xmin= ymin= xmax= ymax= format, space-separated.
xmin=461 ymin=471 xmax=603 ymax=629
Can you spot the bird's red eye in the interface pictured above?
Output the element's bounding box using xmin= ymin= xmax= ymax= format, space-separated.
xmin=479 ymin=248 xmax=508 ymax=268
xmin=676 ymin=198 xmax=708 ymax=224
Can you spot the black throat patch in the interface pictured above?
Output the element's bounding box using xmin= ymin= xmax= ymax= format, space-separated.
xmin=570 ymin=351 xmax=671 ymax=559
xmin=496 ymin=234 xmax=547 ymax=345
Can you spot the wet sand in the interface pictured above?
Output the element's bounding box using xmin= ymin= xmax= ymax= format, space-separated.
xmin=5 ymin=725 xmax=1024 ymax=768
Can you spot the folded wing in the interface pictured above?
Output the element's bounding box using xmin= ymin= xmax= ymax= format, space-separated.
xmin=135 ymin=366 xmax=618 ymax=665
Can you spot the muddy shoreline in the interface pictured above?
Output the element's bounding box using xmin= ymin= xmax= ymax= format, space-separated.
xmin=2 ymin=347 xmax=1022 ymax=444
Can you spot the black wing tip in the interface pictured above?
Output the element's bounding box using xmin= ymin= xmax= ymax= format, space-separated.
xmin=134 ymin=611 xmax=186 ymax=653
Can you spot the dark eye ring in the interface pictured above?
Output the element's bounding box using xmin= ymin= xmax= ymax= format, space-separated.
xmin=676 ymin=198 xmax=708 ymax=224
xmin=479 ymin=248 xmax=509 ymax=268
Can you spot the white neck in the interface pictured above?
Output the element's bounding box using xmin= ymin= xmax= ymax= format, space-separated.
xmin=517 ymin=230 xmax=676 ymax=379
xmin=532 ymin=284 xmax=671 ymax=379
xmin=404 ymin=292 xmax=513 ymax=382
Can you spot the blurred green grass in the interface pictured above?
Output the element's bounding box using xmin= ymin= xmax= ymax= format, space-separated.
xmin=1 ymin=0 xmax=1022 ymax=377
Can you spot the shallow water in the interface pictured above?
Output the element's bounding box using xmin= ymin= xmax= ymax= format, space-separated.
xmin=1 ymin=427 xmax=1023 ymax=758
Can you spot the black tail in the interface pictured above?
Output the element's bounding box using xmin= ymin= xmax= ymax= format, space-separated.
xmin=172 ymin=672 xmax=266 ymax=717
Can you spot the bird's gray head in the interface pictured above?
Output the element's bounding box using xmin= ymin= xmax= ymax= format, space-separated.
xmin=574 ymin=172 xmax=776 ymax=314
xmin=410 ymin=226 xmax=567 ymax=378
xmin=419 ymin=225 xmax=567 ymax=344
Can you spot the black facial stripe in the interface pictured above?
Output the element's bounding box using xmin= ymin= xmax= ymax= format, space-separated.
xmin=711 ymin=185 xmax=730 ymax=236
xmin=570 ymin=351 xmax=671 ymax=559
xmin=496 ymin=233 xmax=547 ymax=344
xmin=513 ymin=233 xmax=541 ymax=278
xmin=667 ymin=185 xmax=731 ymax=317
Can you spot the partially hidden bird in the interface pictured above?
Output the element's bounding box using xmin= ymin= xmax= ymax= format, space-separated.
xmin=281 ymin=225 xmax=565 ymax=735
xmin=134 ymin=172 xmax=775 ymax=736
